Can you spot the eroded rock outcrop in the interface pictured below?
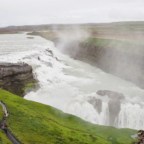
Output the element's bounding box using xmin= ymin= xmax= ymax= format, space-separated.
xmin=97 ymin=90 xmax=124 ymax=125
xmin=0 ymin=63 xmax=36 ymax=96
xmin=87 ymin=90 xmax=125 ymax=126
xmin=87 ymin=97 xmax=102 ymax=113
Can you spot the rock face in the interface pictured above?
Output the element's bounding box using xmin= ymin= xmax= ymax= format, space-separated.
xmin=97 ymin=90 xmax=124 ymax=125
xmin=88 ymin=97 xmax=102 ymax=113
xmin=57 ymin=38 xmax=144 ymax=89
xmin=0 ymin=63 xmax=36 ymax=96
xmin=96 ymin=90 xmax=124 ymax=100
xmin=87 ymin=90 xmax=125 ymax=126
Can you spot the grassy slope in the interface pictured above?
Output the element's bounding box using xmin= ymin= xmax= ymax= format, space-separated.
xmin=0 ymin=89 xmax=137 ymax=144
xmin=0 ymin=131 xmax=12 ymax=144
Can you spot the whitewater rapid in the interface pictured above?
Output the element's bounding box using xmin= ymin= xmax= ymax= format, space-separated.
xmin=0 ymin=33 xmax=144 ymax=130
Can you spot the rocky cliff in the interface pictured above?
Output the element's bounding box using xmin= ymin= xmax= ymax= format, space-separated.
xmin=59 ymin=38 xmax=144 ymax=89
xmin=0 ymin=63 xmax=36 ymax=96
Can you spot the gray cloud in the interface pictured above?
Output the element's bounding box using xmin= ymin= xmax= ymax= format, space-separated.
xmin=0 ymin=0 xmax=144 ymax=26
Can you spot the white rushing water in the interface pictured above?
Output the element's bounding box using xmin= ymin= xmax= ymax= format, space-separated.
xmin=0 ymin=33 xmax=144 ymax=130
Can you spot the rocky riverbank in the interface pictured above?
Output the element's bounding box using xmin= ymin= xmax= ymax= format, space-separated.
xmin=0 ymin=62 xmax=36 ymax=96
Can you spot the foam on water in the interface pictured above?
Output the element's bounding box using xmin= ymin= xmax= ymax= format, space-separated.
xmin=0 ymin=33 xmax=144 ymax=129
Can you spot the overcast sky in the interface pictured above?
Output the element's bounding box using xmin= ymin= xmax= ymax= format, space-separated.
xmin=0 ymin=0 xmax=144 ymax=26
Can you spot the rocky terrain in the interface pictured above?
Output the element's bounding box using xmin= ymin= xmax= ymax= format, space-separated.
xmin=0 ymin=63 xmax=36 ymax=96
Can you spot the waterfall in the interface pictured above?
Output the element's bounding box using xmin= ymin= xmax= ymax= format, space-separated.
xmin=0 ymin=33 xmax=144 ymax=130
xmin=116 ymin=103 xmax=144 ymax=129
xmin=65 ymin=98 xmax=110 ymax=125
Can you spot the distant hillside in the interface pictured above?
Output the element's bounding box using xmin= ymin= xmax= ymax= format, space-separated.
xmin=1 ymin=21 xmax=144 ymax=35
xmin=0 ymin=89 xmax=136 ymax=144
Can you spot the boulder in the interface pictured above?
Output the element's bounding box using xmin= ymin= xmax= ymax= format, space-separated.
xmin=0 ymin=62 xmax=36 ymax=96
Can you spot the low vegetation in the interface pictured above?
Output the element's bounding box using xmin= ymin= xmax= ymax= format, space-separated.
xmin=0 ymin=131 xmax=11 ymax=144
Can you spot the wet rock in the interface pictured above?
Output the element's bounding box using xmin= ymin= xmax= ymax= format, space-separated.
xmin=0 ymin=62 xmax=36 ymax=96
xmin=97 ymin=90 xmax=124 ymax=100
xmin=108 ymin=99 xmax=121 ymax=125
xmin=97 ymin=90 xmax=125 ymax=126
xmin=27 ymin=37 xmax=34 ymax=39
xmin=137 ymin=130 xmax=144 ymax=144
xmin=88 ymin=97 xmax=102 ymax=113
xmin=46 ymin=49 xmax=54 ymax=57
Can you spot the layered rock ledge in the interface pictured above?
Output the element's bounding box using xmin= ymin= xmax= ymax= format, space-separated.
xmin=0 ymin=62 xmax=36 ymax=96
xmin=88 ymin=90 xmax=125 ymax=126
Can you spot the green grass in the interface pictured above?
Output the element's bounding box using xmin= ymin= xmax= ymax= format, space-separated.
xmin=0 ymin=130 xmax=11 ymax=144
xmin=84 ymin=37 xmax=144 ymax=57
xmin=86 ymin=37 xmax=144 ymax=48
xmin=0 ymin=89 xmax=137 ymax=144
xmin=23 ymin=81 xmax=36 ymax=93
